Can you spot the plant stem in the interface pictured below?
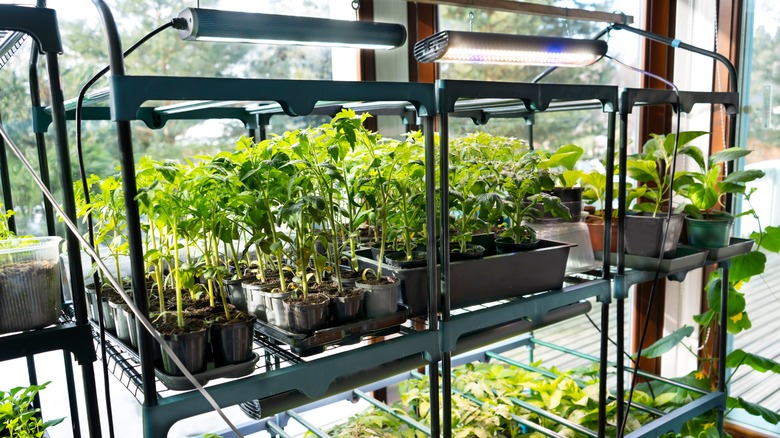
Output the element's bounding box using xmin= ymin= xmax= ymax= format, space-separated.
xmin=173 ymin=225 xmax=183 ymax=328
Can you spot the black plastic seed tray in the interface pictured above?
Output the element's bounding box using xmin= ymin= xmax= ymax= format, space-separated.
xmin=255 ymin=304 xmax=410 ymax=356
xmin=692 ymin=237 xmax=755 ymax=262
xmin=154 ymin=353 xmax=260 ymax=391
xmin=606 ymin=246 xmax=710 ymax=274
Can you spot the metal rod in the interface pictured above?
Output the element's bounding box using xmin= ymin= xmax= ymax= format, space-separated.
xmin=602 ymin=111 xmax=615 ymax=275
xmin=598 ymin=302 xmax=610 ymax=438
xmin=266 ymin=421 xmax=293 ymax=438
xmin=62 ymin=352 xmax=82 ymax=438
xmin=0 ymin=111 xmax=15 ymax=234
xmin=531 ymin=339 xmax=708 ymax=395
xmin=423 ymin=114 xmax=440 ymax=438
xmin=403 ymin=0 xmax=634 ymax=24
xmin=285 ymin=410 xmax=329 ymax=438
xmin=616 ymin=298 xmax=625 ymax=430
xmin=25 ymin=356 xmax=40 ymax=411
xmin=610 ymin=23 xmax=736 ymax=93
xmin=28 ymin=39 xmax=55 ymax=236
xmin=510 ymin=396 xmax=599 ymax=438
xmin=439 ymin=112 xmax=452 ymax=436
xmin=354 ymin=389 xmax=431 ymax=435
xmin=44 ymin=51 xmax=103 ymax=438
xmin=717 ymin=263 xmax=729 ymax=432
xmin=89 ymin=0 xmax=158 ymax=409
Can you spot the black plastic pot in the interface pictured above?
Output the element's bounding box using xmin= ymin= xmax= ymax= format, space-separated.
xmin=449 ymin=244 xmax=486 ymax=261
xmin=624 ymin=213 xmax=685 ymax=257
xmin=368 ymin=243 xmax=399 ymax=261
xmin=685 ymin=214 xmax=734 ymax=248
xmin=384 ymin=251 xmax=428 ymax=268
xmin=330 ymin=289 xmax=365 ymax=324
xmin=160 ymin=327 xmax=209 ymax=376
xmin=284 ymin=293 xmax=330 ymax=335
xmin=223 ymin=276 xmax=251 ymax=312
xmin=355 ymin=279 xmax=400 ymax=318
xmin=210 ymin=315 xmax=257 ymax=366
xmin=495 ymin=237 xmax=541 ymax=254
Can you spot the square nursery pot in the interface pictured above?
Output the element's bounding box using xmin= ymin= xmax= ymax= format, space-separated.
xmin=354 ymin=234 xmax=575 ymax=317
xmin=0 ymin=237 xmax=62 ymax=334
xmin=624 ymin=213 xmax=685 ymax=257
xmin=210 ymin=314 xmax=257 ymax=366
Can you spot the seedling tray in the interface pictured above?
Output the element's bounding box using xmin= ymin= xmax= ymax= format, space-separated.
xmin=692 ymin=237 xmax=754 ymax=262
xmin=605 ymin=246 xmax=710 ymax=274
xmin=355 ymin=236 xmax=575 ymax=317
xmin=255 ymin=304 xmax=411 ymax=356
xmin=155 ymin=353 xmax=260 ymax=391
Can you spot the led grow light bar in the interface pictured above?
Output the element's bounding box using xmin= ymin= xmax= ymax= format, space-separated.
xmin=414 ymin=31 xmax=607 ymax=66
xmin=176 ymin=8 xmax=407 ymax=50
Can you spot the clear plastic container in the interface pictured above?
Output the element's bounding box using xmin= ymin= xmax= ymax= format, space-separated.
xmin=0 ymin=236 xmax=62 ymax=334
xmin=528 ymin=214 xmax=598 ymax=273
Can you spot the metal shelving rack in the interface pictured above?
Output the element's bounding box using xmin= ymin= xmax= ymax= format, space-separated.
xmin=435 ymin=79 xmax=618 ymax=437
xmin=613 ymin=88 xmax=741 ymax=437
xmin=0 ymin=5 xmax=102 ymax=438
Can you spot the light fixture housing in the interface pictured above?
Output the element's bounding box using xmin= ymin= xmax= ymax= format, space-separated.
xmin=414 ymin=31 xmax=607 ymax=66
xmin=176 ymin=8 xmax=407 ymax=50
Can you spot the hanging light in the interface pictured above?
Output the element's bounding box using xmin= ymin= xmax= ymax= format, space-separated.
xmin=175 ymin=8 xmax=407 ymax=50
xmin=414 ymin=31 xmax=607 ymax=66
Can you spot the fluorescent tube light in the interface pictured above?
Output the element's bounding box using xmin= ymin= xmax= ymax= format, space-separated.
xmin=414 ymin=31 xmax=607 ymax=66
xmin=176 ymin=8 xmax=406 ymax=50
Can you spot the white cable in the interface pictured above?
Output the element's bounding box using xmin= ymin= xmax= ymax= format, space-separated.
xmin=0 ymin=125 xmax=244 ymax=438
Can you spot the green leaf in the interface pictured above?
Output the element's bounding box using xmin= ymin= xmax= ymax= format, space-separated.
xmin=723 ymin=169 xmax=765 ymax=184
xmin=693 ymin=309 xmax=716 ymax=327
xmin=654 ymin=392 xmax=678 ymax=406
xmin=626 ymin=159 xmax=660 ymax=184
xmin=726 ymin=349 xmax=780 ymax=373
xmin=753 ymin=226 xmax=780 ymax=252
xmin=733 ymin=397 xmax=780 ymax=425
xmin=709 ymin=147 xmax=751 ymax=166
xmin=731 ymin=251 xmax=767 ymax=283
xmin=640 ymin=325 xmax=694 ymax=358
xmin=687 ymin=182 xmax=718 ymax=211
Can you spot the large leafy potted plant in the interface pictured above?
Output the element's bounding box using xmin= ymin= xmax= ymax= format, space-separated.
xmin=624 ymin=131 xmax=708 ymax=257
xmin=674 ymin=147 xmax=765 ymax=248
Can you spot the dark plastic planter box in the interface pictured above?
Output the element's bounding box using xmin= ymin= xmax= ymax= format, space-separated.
xmin=354 ymin=235 xmax=575 ymax=317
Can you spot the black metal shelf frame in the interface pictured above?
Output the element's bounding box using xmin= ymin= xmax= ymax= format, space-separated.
xmin=436 ymin=78 xmax=618 ymax=438
xmin=614 ymin=88 xmax=741 ymax=437
xmin=0 ymin=5 xmax=103 ymax=438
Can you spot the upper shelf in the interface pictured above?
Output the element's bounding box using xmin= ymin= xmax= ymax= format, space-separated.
xmin=0 ymin=5 xmax=62 ymax=56
xmin=437 ymin=80 xmax=619 ymax=114
xmin=619 ymin=88 xmax=740 ymax=115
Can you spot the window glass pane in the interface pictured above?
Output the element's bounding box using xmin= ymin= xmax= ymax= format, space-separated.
xmin=730 ymin=1 xmax=780 ymax=433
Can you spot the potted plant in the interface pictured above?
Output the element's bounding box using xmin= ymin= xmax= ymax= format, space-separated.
xmin=0 ymin=205 xmax=61 ymax=335
xmin=384 ymin=137 xmax=427 ymax=268
xmin=495 ymin=153 xmax=570 ymax=254
xmin=355 ymin=128 xmax=400 ymax=318
xmin=674 ymin=147 xmax=765 ymax=248
xmin=278 ymin=162 xmax=331 ymax=335
xmin=624 ymin=131 xmax=707 ymax=257
xmin=448 ymin=159 xmax=501 ymax=260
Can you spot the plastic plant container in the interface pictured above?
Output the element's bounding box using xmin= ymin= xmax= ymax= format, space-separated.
xmin=0 ymin=237 xmax=62 ymax=334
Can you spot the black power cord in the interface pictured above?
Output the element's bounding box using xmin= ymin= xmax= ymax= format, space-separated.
xmin=606 ymin=54 xmax=683 ymax=438
xmin=75 ymin=19 xmax=177 ymax=438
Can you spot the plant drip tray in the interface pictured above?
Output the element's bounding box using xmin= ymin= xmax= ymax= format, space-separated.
xmin=255 ymin=305 xmax=411 ymax=356
xmin=602 ymin=247 xmax=710 ymax=276
xmin=155 ymin=353 xmax=260 ymax=391
xmin=685 ymin=237 xmax=754 ymax=262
